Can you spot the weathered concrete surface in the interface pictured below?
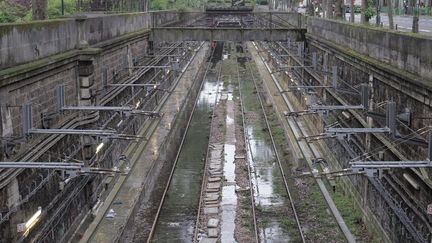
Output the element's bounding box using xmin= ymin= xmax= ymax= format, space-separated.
xmin=307 ymin=17 xmax=432 ymax=80
xmin=151 ymin=27 xmax=306 ymax=42
xmin=0 ymin=11 xmax=180 ymax=69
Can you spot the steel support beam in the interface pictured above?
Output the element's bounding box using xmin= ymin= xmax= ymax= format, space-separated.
xmin=351 ymin=161 xmax=432 ymax=168
xmin=309 ymin=105 xmax=365 ymax=111
xmin=28 ymin=129 xmax=116 ymax=136
xmin=0 ymin=162 xmax=84 ymax=170
xmin=151 ymin=27 xmax=306 ymax=42
xmin=325 ymin=127 xmax=391 ymax=134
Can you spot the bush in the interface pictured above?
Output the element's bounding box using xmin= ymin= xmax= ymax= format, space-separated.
xmin=353 ymin=5 xmax=361 ymax=13
xmin=48 ymin=0 xmax=76 ymax=18
xmin=151 ymin=0 xmax=172 ymax=10
xmin=364 ymin=0 xmax=375 ymax=21
xmin=0 ymin=1 xmax=28 ymax=23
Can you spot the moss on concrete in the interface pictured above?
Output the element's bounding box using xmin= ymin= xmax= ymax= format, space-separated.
xmin=307 ymin=33 xmax=432 ymax=89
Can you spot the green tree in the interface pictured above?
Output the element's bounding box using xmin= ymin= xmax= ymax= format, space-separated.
xmin=0 ymin=0 xmax=27 ymax=23
xmin=47 ymin=0 xmax=76 ymax=18
xmin=363 ymin=0 xmax=375 ymax=22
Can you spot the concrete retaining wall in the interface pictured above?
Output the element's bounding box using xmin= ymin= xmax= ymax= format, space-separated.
xmin=307 ymin=17 xmax=432 ymax=80
xmin=0 ymin=11 xmax=179 ymax=69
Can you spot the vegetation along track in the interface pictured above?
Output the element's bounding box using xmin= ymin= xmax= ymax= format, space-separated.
xmin=235 ymin=43 xmax=305 ymax=242
xmin=251 ymin=41 xmax=355 ymax=243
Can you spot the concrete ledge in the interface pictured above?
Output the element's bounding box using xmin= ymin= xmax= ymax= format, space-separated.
xmin=0 ymin=11 xmax=179 ymax=69
xmin=307 ymin=34 xmax=432 ymax=103
xmin=307 ymin=17 xmax=432 ymax=80
xmin=0 ymin=29 xmax=150 ymax=88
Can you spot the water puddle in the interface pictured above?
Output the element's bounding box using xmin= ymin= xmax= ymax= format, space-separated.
xmin=220 ymin=82 xmax=238 ymax=242
xmin=151 ymin=43 xmax=224 ymax=242
xmin=239 ymin=61 xmax=293 ymax=242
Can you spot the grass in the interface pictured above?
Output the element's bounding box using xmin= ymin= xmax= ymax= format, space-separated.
xmin=329 ymin=181 xmax=378 ymax=242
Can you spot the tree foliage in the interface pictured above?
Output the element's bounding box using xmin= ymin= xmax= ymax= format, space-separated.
xmin=364 ymin=0 xmax=375 ymax=21
xmin=0 ymin=0 xmax=28 ymax=23
xmin=47 ymin=0 xmax=76 ymax=17
xmin=150 ymin=0 xmax=206 ymax=10
xmin=0 ymin=0 xmax=77 ymax=23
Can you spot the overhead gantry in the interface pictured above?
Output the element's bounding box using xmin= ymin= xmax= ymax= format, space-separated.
xmin=150 ymin=10 xmax=306 ymax=42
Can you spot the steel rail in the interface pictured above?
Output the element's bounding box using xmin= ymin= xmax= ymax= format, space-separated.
xmin=275 ymin=40 xmax=432 ymax=242
xmin=81 ymin=42 xmax=206 ymax=243
xmin=235 ymin=52 xmax=260 ymax=243
xmin=192 ymin=52 xmax=224 ymax=243
xmin=32 ymin=44 xmax=189 ymax=242
xmin=253 ymin=41 xmax=356 ymax=243
xmin=244 ymin=49 xmax=306 ymax=242
xmin=146 ymin=45 xmax=218 ymax=243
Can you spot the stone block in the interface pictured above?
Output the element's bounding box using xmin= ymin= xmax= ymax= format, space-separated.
xmin=207 ymin=218 xmax=219 ymax=228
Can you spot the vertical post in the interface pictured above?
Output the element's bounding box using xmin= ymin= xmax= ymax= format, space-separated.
xmin=102 ymin=68 xmax=108 ymax=88
xmin=57 ymin=85 xmax=65 ymax=113
xmin=428 ymin=131 xmax=432 ymax=160
xmin=361 ymin=83 xmax=369 ymax=110
xmin=22 ymin=104 xmax=32 ymax=137
xmin=386 ymin=101 xmax=396 ymax=136
xmin=412 ymin=0 xmax=419 ymax=33
xmin=332 ymin=66 xmax=338 ymax=89
xmin=376 ymin=0 xmax=381 ymax=26
xmin=365 ymin=74 xmax=374 ymax=154
xmin=312 ymin=52 xmax=317 ymax=69
xmin=270 ymin=12 xmax=273 ymax=29
xmin=297 ymin=42 xmax=302 ymax=57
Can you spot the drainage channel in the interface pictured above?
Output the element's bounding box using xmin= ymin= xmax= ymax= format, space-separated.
xmin=148 ymin=42 xmax=224 ymax=242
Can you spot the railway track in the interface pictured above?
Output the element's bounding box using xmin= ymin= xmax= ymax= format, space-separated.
xmin=80 ymin=42 xmax=206 ymax=243
xmin=236 ymin=43 xmax=306 ymax=243
xmin=237 ymin=42 xmax=306 ymax=242
xmin=192 ymin=46 xmax=224 ymax=243
xmin=235 ymin=50 xmax=259 ymax=243
xmin=264 ymin=39 xmax=432 ymax=242
xmin=147 ymin=43 xmax=221 ymax=242
xmin=147 ymin=41 xmax=348 ymax=243
xmin=251 ymin=41 xmax=356 ymax=243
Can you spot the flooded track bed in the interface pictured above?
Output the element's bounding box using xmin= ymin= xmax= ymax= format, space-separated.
xmin=236 ymin=44 xmax=304 ymax=243
xmin=147 ymin=42 xmax=224 ymax=242
xmin=145 ymin=41 xmax=352 ymax=243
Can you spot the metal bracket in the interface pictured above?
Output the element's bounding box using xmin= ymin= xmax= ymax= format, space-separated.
xmin=0 ymin=161 xmax=128 ymax=175
xmin=273 ymin=52 xmax=318 ymax=73
xmin=22 ymin=103 xmax=150 ymax=139
xmin=284 ymin=84 xmax=369 ymax=117
xmin=56 ymin=85 xmax=160 ymax=117
xmin=281 ymin=66 xmax=339 ymax=92
xmin=322 ymin=101 xmax=396 ymax=137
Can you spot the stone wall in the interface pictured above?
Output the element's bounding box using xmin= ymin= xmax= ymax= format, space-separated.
xmin=0 ymin=10 xmax=181 ymax=242
xmin=0 ymin=11 xmax=180 ymax=69
xmin=302 ymin=20 xmax=432 ymax=241
xmin=307 ymin=17 xmax=432 ymax=81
